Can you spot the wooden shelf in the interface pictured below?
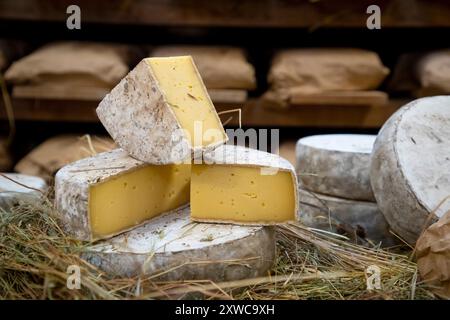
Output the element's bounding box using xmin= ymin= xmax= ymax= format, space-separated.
xmin=1 ymin=0 xmax=449 ymax=28
xmin=0 ymin=97 xmax=407 ymax=128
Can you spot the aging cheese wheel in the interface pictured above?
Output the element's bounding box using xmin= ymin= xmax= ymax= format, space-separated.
xmin=83 ymin=207 xmax=275 ymax=280
xmin=370 ymin=96 xmax=450 ymax=244
xmin=0 ymin=173 xmax=47 ymax=210
xmin=298 ymin=188 xmax=396 ymax=246
xmin=296 ymin=134 xmax=376 ymax=201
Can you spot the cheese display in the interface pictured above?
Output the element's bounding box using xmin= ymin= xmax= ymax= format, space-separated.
xmin=83 ymin=206 xmax=275 ymax=280
xmin=55 ymin=149 xmax=190 ymax=241
xmin=0 ymin=173 xmax=47 ymax=210
xmin=151 ymin=46 xmax=256 ymax=90
xmin=416 ymin=210 xmax=450 ymax=299
xmin=298 ymin=188 xmax=397 ymax=247
xmin=5 ymin=42 xmax=133 ymax=99
xmin=191 ymin=145 xmax=298 ymax=224
xmin=296 ymin=134 xmax=376 ymax=201
xmin=97 ymin=56 xmax=228 ymax=164
xmin=264 ymin=48 xmax=389 ymax=108
xmin=15 ymin=135 xmax=116 ymax=180
xmin=370 ymin=96 xmax=450 ymax=244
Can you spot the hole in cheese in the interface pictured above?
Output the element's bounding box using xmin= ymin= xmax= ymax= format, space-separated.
xmin=89 ymin=164 xmax=190 ymax=239
xmin=191 ymin=164 xmax=296 ymax=223
xmin=146 ymin=56 xmax=227 ymax=148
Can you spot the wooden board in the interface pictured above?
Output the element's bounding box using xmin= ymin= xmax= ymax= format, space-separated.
xmin=0 ymin=97 xmax=406 ymax=128
xmin=290 ymin=91 xmax=388 ymax=107
xmin=13 ymin=85 xmax=109 ymax=101
xmin=208 ymin=89 xmax=247 ymax=105
xmin=12 ymin=85 xmax=247 ymax=105
xmin=0 ymin=0 xmax=449 ymax=28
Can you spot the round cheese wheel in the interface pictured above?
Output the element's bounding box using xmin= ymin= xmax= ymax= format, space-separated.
xmin=0 ymin=173 xmax=47 ymax=210
xmin=83 ymin=206 xmax=275 ymax=281
xmin=296 ymin=134 xmax=376 ymax=201
xmin=298 ymin=188 xmax=397 ymax=247
xmin=370 ymin=96 xmax=450 ymax=244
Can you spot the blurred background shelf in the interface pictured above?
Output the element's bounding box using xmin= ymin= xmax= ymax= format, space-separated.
xmin=1 ymin=0 xmax=450 ymax=28
xmin=0 ymin=97 xmax=406 ymax=128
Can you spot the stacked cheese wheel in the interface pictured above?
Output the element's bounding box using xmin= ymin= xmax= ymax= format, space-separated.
xmin=0 ymin=173 xmax=47 ymax=210
xmin=296 ymin=134 xmax=397 ymax=246
xmin=55 ymin=56 xmax=299 ymax=281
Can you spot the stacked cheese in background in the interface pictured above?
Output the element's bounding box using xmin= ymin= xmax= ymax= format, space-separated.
xmin=55 ymin=56 xmax=298 ymax=281
xmin=5 ymin=42 xmax=137 ymax=100
xmin=263 ymin=48 xmax=390 ymax=108
xmin=296 ymin=134 xmax=397 ymax=247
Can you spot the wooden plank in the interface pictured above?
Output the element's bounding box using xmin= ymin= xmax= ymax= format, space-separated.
xmin=290 ymin=91 xmax=388 ymax=107
xmin=208 ymin=89 xmax=247 ymax=105
xmin=13 ymin=85 xmax=109 ymax=101
xmin=0 ymin=0 xmax=449 ymax=28
xmin=0 ymin=97 xmax=406 ymax=128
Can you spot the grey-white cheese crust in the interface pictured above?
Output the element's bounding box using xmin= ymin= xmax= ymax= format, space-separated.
xmin=370 ymin=96 xmax=450 ymax=244
xmin=296 ymin=134 xmax=376 ymax=201
xmin=83 ymin=206 xmax=276 ymax=280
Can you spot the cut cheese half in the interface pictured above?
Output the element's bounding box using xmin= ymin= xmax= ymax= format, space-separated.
xmin=97 ymin=56 xmax=228 ymax=164
xmin=0 ymin=173 xmax=47 ymax=210
xmin=55 ymin=149 xmax=190 ymax=241
xmin=191 ymin=145 xmax=298 ymax=224
xmin=83 ymin=206 xmax=275 ymax=280
xmin=370 ymin=96 xmax=450 ymax=244
xmin=296 ymin=134 xmax=376 ymax=201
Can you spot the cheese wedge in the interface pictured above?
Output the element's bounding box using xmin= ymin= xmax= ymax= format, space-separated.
xmin=191 ymin=145 xmax=298 ymax=224
xmin=96 ymin=56 xmax=228 ymax=164
xmin=83 ymin=206 xmax=275 ymax=280
xmin=55 ymin=149 xmax=190 ymax=241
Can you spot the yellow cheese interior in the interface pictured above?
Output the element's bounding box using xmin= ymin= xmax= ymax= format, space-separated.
xmin=191 ymin=164 xmax=296 ymax=223
xmin=89 ymin=164 xmax=190 ymax=239
xmin=147 ymin=56 xmax=227 ymax=148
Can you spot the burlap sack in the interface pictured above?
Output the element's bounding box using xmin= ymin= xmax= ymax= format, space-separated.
xmin=151 ymin=46 xmax=256 ymax=90
xmin=416 ymin=209 xmax=450 ymax=299
xmin=15 ymin=135 xmax=116 ymax=181
xmin=264 ymin=48 xmax=389 ymax=107
xmin=5 ymin=42 xmax=131 ymax=88
xmin=416 ymin=50 xmax=450 ymax=96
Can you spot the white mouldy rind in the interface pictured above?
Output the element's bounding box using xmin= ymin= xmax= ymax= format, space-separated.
xmin=370 ymin=96 xmax=450 ymax=244
xmin=96 ymin=58 xmax=227 ymax=165
xmin=82 ymin=206 xmax=276 ymax=281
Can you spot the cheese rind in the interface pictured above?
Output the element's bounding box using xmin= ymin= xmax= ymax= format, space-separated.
xmin=191 ymin=145 xmax=298 ymax=224
xmin=370 ymin=96 xmax=450 ymax=244
xmin=83 ymin=206 xmax=275 ymax=280
xmin=0 ymin=173 xmax=47 ymax=210
xmin=296 ymin=134 xmax=376 ymax=201
xmin=298 ymin=188 xmax=397 ymax=247
xmin=96 ymin=57 xmax=227 ymax=164
xmin=55 ymin=149 xmax=190 ymax=241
